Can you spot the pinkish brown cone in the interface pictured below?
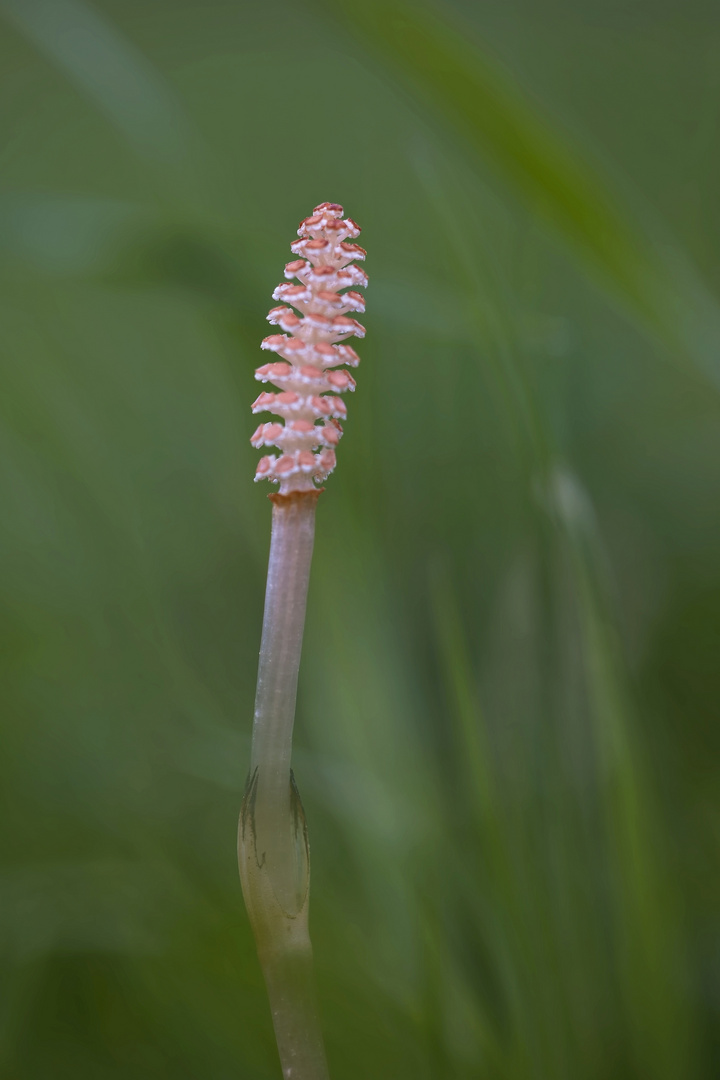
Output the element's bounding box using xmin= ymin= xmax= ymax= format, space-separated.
xmin=252 ymin=203 xmax=366 ymax=494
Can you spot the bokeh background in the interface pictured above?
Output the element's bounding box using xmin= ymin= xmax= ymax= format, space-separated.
xmin=1 ymin=0 xmax=719 ymax=1076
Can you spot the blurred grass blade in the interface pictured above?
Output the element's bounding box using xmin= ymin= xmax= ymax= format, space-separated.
xmin=0 ymin=0 xmax=190 ymax=164
xmin=429 ymin=563 xmax=494 ymax=819
xmin=317 ymin=0 xmax=720 ymax=386
xmin=549 ymin=467 xmax=695 ymax=1080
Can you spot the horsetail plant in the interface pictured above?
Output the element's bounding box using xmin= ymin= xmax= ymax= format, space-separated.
xmin=238 ymin=203 xmax=367 ymax=1080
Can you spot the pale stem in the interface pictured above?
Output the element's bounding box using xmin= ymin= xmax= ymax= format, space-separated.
xmin=238 ymin=490 xmax=330 ymax=1080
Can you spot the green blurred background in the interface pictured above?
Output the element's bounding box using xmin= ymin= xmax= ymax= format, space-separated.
xmin=1 ymin=0 xmax=719 ymax=1076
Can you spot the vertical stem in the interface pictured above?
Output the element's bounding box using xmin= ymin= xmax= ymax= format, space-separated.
xmin=251 ymin=492 xmax=318 ymax=801
xmin=239 ymin=490 xmax=330 ymax=1080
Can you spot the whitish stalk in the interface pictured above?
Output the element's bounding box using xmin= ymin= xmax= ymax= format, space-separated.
xmin=238 ymin=203 xmax=367 ymax=1080
xmin=239 ymin=489 xmax=326 ymax=1080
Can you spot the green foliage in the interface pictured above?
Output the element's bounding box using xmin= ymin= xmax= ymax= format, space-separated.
xmin=0 ymin=0 xmax=718 ymax=1077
